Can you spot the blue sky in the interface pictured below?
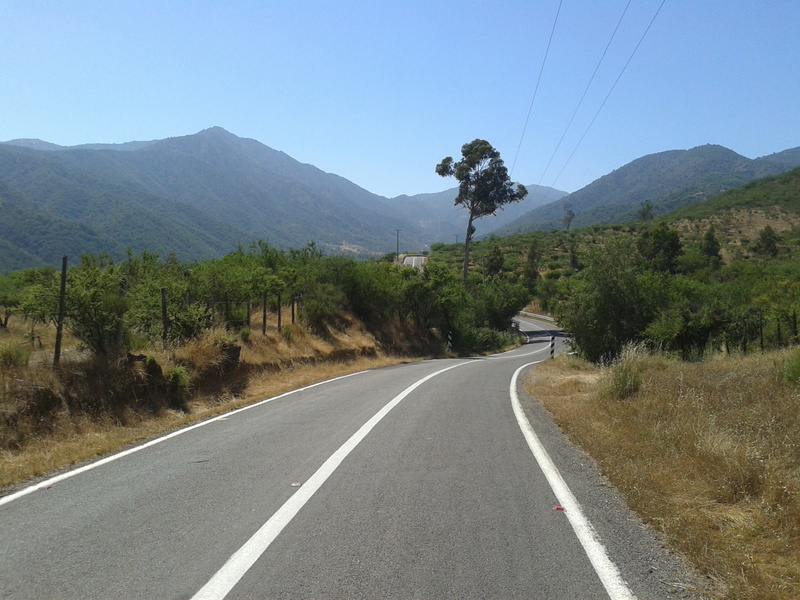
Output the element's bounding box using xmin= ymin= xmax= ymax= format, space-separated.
xmin=2 ymin=1 xmax=799 ymax=198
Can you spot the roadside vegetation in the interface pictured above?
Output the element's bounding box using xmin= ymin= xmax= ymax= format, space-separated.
xmin=0 ymin=312 xmax=401 ymax=488
xmin=432 ymin=166 xmax=800 ymax=599
xmin=2 ymin=165 xmax=799 ymax=598
xmin=526 ymin=348 xmax=800 ymax=600
xmin=0 ymin=241 xmax=527 ymax=487
xmin=431 ymin=166 xmax=800 ymax=363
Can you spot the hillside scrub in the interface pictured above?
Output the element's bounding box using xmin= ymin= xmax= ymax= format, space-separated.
xmin=1 ymin=242 xmax=528 ymax=360
xmin=526 ymin=349 xmax=800 ymax=600
xmin=0 ymin=243 xmax=530 ymax=486
xmin=0 ymin=310 xmax=402 ymax=488
xmin=424 ymin=167 xmax=800 ymax=363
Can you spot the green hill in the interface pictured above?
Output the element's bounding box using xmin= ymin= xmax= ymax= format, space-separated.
xmin=0 ymin=145 xmax=243 ymax=272
xmin=2 ymin=128 xmax=797 ymax=273
xmin=669 ymin=165 xmax=800 ymax=219
xmin=493 ymin=144 xmax=800 ymax=234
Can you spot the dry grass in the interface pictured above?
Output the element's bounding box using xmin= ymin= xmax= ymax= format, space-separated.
xmin=0 ymin=313 xmax=414 ymax=490
xmin=672 ymin=207 xmax=800 ymax=263
xmin=525 ymin=349 xmax=800 ymax=600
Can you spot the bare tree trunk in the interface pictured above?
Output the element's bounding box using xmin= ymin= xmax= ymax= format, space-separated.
xmin=462 ymin=213 xmax=475 ymax=281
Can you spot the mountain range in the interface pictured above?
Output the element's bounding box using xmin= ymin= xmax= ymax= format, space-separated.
xmin=1 ymin=127 xmax=798 ymax=273
xmin=0 ymin=127 xmax=564 ymax=272
xmin=492 ymin=144 xmax=800 ymax=235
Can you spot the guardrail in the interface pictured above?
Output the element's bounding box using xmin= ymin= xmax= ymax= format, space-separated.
xmin=518 ymin=311 xmax=556 ymax=323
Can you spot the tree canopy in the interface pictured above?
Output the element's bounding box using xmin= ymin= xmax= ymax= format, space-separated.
xmin=436 ymin=139 xmax=527 ymax=280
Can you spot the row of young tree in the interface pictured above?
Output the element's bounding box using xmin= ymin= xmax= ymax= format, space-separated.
xmin=552 ymin=222 xmax=799 ymax=362
xmin=0 ymin=240 xmax=530 ymax=359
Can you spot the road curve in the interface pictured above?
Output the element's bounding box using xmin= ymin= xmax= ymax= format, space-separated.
xmin=0 ymin=318 xmax=704 ymax=599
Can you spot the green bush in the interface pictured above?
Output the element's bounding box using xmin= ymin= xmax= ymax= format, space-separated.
xmin=780 ymin=348 xmax=800 ymax=383
xmin=0 ymin=342 xmax=30 ymax=367
xmin=212 ymin=332 xmax=235 ymax=347
xmin=300 ymin=282 xmax=345 ymax=332
xmin=452 ymin=325 xmax=515 ymax=355
xmin=166 ymin=366 xmax=190 ymax=393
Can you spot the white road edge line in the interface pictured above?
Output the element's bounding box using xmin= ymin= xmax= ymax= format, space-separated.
xmin=0 ymin=371 xmax=367 ymax=507
xmin=511 ymin=362 xmax=637 ymax=600
xmin=191 ymin=361 xmax=469 ymax=600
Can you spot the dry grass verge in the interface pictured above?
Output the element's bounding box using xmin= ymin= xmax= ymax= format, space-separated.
xmin=525 ymin=349 xmax=800 ymax=600
xmin=0 ymin=315 xmax=416 ymax=491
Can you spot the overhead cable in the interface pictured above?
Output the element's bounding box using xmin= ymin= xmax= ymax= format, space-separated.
xmin=510 ymin=0 xmax=563 ymax=178
xmin=546 ymin=0 xmax=667 ymax=193
xmin=536 ymin=0 xmax=633 ymax=189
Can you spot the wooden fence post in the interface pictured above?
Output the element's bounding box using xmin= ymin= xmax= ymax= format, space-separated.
xmin=262 ymin=291 xmax=267 ymax=336
xmin=161 ymin=287 xmax=169 ymax=344
xmin=53 ymin=256 xmax=68 ymax=367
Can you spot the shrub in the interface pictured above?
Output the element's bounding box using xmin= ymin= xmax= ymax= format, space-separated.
xmin=166 ymin=366 xmax=190 ymax=392
xmin=0 ymin=342 xmax=30 ymax=367
xmin=300 ymin=282 xmax=345 ymax=332
xmin=65 ymin=256 xmax=129 ymax=357
xmin=780 ymin=347 xmax=800 ymax=383
xmin=212 ymin=332 xmax=235 ymax=347
xmin=165 ymin=365 xmax=190 ymax=411
xmin=601 ymin=343 xmax=648 ymax=400
xmin=452 ymin=325 xmax=514 ymax=355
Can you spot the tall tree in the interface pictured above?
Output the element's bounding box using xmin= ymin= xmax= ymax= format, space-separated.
xmin=436 ymin=140 xmax=527 ymax=280
xmin=562 ymin=203 xmax=576 ymax=230
xmin=559 ymin=237 xmax=660 ymax=362
xmin=700 ymin=225 xmax=722 ymax=268
xmin=486 ymin=244 xmax=505 ymax=279
xmin=637 ymin=200 xmax=654 ymax=221
xmin=754 ymin=225 xmax=779 ymax=257
xmin=523 ymin=238 xmax=542 ymax=291
xmin=637 ymin=222 xmax=683 ymax=274
xmin=701 ymin=226 xmax=721 ymax=259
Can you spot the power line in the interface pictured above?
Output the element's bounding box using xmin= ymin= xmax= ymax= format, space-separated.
xmin=535 ymin=0 xmax=633 ymax=189
xmin=546 ymin=0 xmax=667 ymax=194
xmin=510 ymin=0 xmax=563 ymax=178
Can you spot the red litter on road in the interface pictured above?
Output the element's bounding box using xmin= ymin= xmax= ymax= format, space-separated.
xmin=553 ymin=506 xmax=565 ymax=511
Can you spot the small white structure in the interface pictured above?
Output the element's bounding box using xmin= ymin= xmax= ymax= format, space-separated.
xmin=400 ymin=254 xmax=427 ymax=271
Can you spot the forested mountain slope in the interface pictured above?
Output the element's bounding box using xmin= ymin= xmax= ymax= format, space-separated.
xmin=2 ymin=128 xmax=796 ymax=273
xmin=494 ymin=144 xmax=800 ymax=234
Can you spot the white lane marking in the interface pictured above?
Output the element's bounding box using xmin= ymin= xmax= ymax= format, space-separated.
xmin=0 ymin=371 xmax=367 ymax=507
xmin=192 ymin=361 xmax=469 ymax=600
xmin=487 ymin=344 xmax=551 ymax=361
xmin=486 ymin=317 xmax=557 ymax=360
xmin=511 ymin=363 xmax=637 ymax=600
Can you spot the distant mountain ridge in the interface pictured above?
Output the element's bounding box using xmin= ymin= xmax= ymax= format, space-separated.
xmin=0 ymin=127 xmax=565 ymax=271
xmin=493 ymin=144 xmax=800 ymax=235
xmin=4 ymin=138 xmax=158 ymax=152
xmin=2 ymin=127 xmax=797 ymax=272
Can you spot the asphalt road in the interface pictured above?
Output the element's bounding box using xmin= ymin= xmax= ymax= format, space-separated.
xmin=0 ymin=318 xmax=706 ymax=599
